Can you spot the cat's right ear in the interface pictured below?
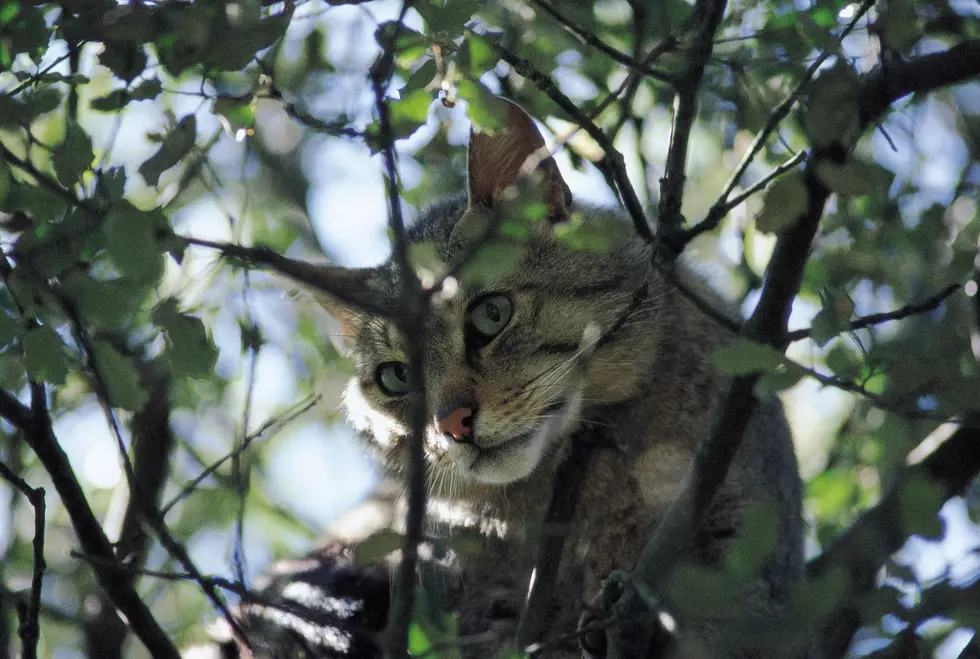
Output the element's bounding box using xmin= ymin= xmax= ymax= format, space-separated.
xmin=466 ymin=97 xmax=572 ymax=222
xmin=308 ymin=265 xmax=379 ymax=353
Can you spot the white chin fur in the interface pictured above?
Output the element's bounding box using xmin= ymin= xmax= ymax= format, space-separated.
xmin=459 ymin=389 xmax=585 ymax=485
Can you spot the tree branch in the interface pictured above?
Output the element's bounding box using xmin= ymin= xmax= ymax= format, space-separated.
xmin=527 ymin=0 xmax=674 ymax=84
xmin=0 ymin=459 xmax=44 ymax=659
xmin=488 ymin=40 xmax=654 ymax=243
xmin=657 ymin=0 xmax=729 ymax=232
xmin=785 ymin=283 xmax=961 ymax=343
xmin=0 ymin=389 xmax=182 ymax=659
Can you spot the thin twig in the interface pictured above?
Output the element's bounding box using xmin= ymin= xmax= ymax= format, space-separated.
xmin=160 ymin=395 xmax=320 ymax=517
xmin=675 ymin=0 xmax=876 ymax=249
xmin=486 ymin=37 xmax=653 ymax=243
xmin=657 ymin=0 xmax=729 ymax=234
xmin=0 ymin=460 xmax=45 ymax=659
xmin=785 ymin=284 xmax=961 ymax=342
xmin=528 ymin=0 xmax=674 ymax=84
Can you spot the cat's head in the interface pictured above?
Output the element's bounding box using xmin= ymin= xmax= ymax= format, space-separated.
xmin=320 ymin=98 xmax=658 ymax=490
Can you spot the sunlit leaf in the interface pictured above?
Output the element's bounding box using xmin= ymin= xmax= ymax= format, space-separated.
xmin=756 ymin=173 xmax=807 ymax=235
xmin=153 ymin=299 xmax=219 ymax=380
xmin=354 ymin=529 xmax=404 ymax=564
xmin=710 ymin=338 xmax=785 ymax=376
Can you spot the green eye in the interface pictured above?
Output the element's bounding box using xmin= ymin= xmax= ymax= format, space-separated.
xmin=467 ymin=294 xmax=513 ymax=341
xmin=376 ymin=362 xmax=410 ymax=396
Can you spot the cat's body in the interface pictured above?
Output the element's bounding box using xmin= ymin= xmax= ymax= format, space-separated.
xmin=185 ymin=98 xmax=804 ymax=659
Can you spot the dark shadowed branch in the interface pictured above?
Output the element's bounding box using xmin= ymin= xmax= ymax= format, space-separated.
xmin=0 ymin=388 xmax=183 ymax=659
xmin=0 ymin=458 xmax=44 ymax=659
xmin=371 ymin=4 xmax=430 ymax=657
xmin=657 ymin=0 xmax=729 ymax=232
xmin=785 ymin=283 xmax=961 ymax=343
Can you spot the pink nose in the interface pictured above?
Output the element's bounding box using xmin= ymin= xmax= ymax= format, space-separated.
xmin=436 ymin=407 xmax=473 ymax=440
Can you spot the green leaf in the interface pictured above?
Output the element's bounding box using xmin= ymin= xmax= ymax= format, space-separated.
xmin=415 ymin=0 xmax=482 ymax=36
xmin=209 ymin=9 xmax=292 ymax=71
xmin=809 ymin=290 xmax=855 ymax=347
xmin=400 ymin=58 xmax=437 ymax=94
xmin=138 ymin=115 xmax=197 ymax=186
xmin=460 ymin=34 xmax=497 ymax=77
xmin=710 ymin=338 xmax=785 ymax=376
xmin=756 ymin=173 xmax=807 ymax=235
xmin=1 ymin=2 xmax=48 ymax=60
xmin=805 ymin=63 xmax=861 ymax=149
xmin=213 ymin=96 xmax=256 ymax=137
xmin=459 ymin=239 xmax=526 ymax=286
xmin=753 ymin=360 xmax=806 ymax=396
xmin=152 ymin=299 xmax=219 ymax=380
xmin=103 ymin=202 xmax=163 ymax=285
xmin=22 ymin=325 xmax=68 ymax=385
xmin=52 ymin=122 xmax=94 ymax=186
xmin=456 ymin=79 xmax=504 ymax=133
xmin=824 ymin=344 xmax=862 ymax=381
xmin=91 ymin=341 xmax=147 ymax=411
xmin=881 ymin=0 xmax=920 ymax=50
xmin=0 ymin=311 xmax=18 ymax=348
xmin=60 ymin=273 xmax=140 ymax=330
xmin=354 ymin=529 xmax=404 ymax=564
xmin=99 ymin=42 xmax=148 ymax=83
xmin=90 ymin=89 xmax=130 ymax=112
xmin=815 ymin=161 xmax=895 ymax=197
xmin=132 ymin=77 xmax=163 ymax=101
xmin=407 ymin=623 xmax=431 ymax=655
xmin=898 ymin=473 xmax=946 ymax=540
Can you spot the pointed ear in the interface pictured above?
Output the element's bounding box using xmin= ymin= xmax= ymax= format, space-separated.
xmin=306 ymin=266 xmax=381 ymax=353
xmin=467 ymin=97 xmax=572 ymax=221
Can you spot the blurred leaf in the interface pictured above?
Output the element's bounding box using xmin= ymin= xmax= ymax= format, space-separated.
xmin=898 ymin=473 xmax=946 ymax=540
xmin=460 ymin=34 xmax=497 ymax=77
xmin=132 ymin=77 xmax=163 ymax=101
xmin=756 ymin=173 xmax=807 ymax=234
xmin=400 ymin=58 xmax=437 ymax=94
xmin=60 ymin=273 xmax=139 ymax=330
xmin=0 ymin=2 xmax=48 ymax=60
xmin=153 ymin=299 xmax=218 ymax=380
xmin=209 ymin=8 xmax=292 ymax=71
xmin=753 ymin=361 xmax=806 ymax=396
xmin=457 ymin=79 xmax=504 ymax=132
xmin=139 ymin=115 xmax=197 ymax=186
xmin=880 ymin=0 xmax=920 ymax=50
xmin=52 ymin=122 xmax=94 ymax=186
xmin=22 ymin=325 xmax=67 ymax=385
xmin=103 ymin=202 xmax=163 ymax=285
xmin=90 ymin=89 xmax=130 ymax=112
xmin=214 ymin=96 xmax=256 ymax=137
xmin=810 ymin=290 xmax=855 ymax=347
xmin=414 ymin=0 xmax=481 ymax=36
xmin=805 ymin=63 xmax=861 ymax=149
xmin=816 ymin=161 xmax=894 ymax=197
xmin=99 ymin=42 xmax=148 ymax=83
xmin=825 ymin=344 xmax=863 ymax=380
xmin=459 ymin=239 xmax=525 ymax=286
xmin=0 ymin=311 xmax=15 ymax=348
xmin=354 ymin=529 xmax=404 ymax=564
xmin=408 ymin=623 xmax=431 ymax=656
xmin=710 ymin=338 xmax=784 ymax=376
xmin=91 ymin=340 xmax=147 ymax=410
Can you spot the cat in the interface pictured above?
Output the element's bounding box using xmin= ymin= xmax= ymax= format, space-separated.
xmin=187 ymin=97 xmax=804 ymax=659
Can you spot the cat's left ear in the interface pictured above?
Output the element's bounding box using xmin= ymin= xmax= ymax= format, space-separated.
xmin=467 ymin=97 xmax=572 ymax=221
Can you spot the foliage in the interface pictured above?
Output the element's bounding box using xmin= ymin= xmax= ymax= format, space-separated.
xmin=0 ymin=0 xmax=977 ymax=657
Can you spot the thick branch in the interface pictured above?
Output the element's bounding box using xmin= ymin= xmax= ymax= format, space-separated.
xmin=0 ymin=390 xmax=182 ymax=659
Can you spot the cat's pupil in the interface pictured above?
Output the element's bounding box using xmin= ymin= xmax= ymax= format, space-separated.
xmin=485 ymin=301 xmax=500 ymax=323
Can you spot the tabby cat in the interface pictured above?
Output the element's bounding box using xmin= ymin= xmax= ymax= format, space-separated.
xmin=188 ymin=98 xmax=804 ymax=659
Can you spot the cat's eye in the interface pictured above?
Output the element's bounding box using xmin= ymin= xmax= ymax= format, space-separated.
xmin=466 ymin=294 xmax=513 ymax=343
xmin=376 ymin=361 xmax=411 ymax=396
